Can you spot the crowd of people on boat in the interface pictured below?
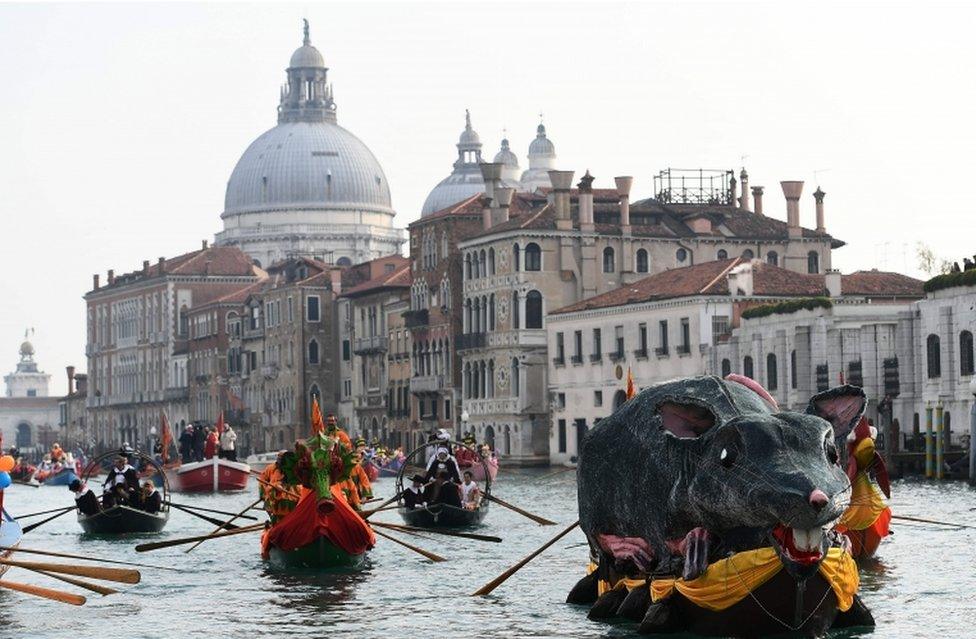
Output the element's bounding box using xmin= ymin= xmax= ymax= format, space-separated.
xmin=177 ymin=423 xmax=237 ymax=463
xmin=67 ymin=455 xmax=162 ymax=516
xmin=401 ymin=442 xmax=483 ymax=511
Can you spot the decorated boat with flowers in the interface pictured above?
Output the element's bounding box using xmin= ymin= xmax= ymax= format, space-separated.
xmin=259 ymin=400 xmax=375 ymax=570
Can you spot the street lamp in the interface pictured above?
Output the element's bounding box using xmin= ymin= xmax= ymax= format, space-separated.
xmin=460 ymin=409 xmax=470 ymax=441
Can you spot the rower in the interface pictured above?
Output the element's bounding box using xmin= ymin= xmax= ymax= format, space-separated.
xmin=460 ymin=471 xmax=481 ymax=511
xmin=425 ymin=446 xmax=462 ymax=484
xmin=141 ymin=480 xmax=162 ymax=513
xmin=427 ymin=470 xmax=462 ymax=508
xmin=68 ymin=478 xmax=100 ymax=516
xmin=402 ymin=474 xmax=427 ymax=509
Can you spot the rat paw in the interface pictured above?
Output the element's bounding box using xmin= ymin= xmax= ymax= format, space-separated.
xmin=596 ymin=533 xmax=655 ymax=574
xmin=679 ymin=527 xmax=713 ymax=581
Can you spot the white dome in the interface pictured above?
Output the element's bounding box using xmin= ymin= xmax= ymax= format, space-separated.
xmin=528 ymin=123 xmax=555 ymax=157
xmin=223 ymin=121 xmax=393 ymax=216
xmin=289 ymin=44 xmax=325 ymax=68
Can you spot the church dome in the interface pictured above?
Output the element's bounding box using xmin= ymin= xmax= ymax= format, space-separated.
xmin=223 ymin=121 xmax=393 ymax=216
xmin=289 ymin=44 xmax=325 ymax=69
xmin=421 ymin=110 xmax=486 ymax=216
xmin=493 ymin=138 xmax=519 ymax=168
xmin=528 ymin=123 xmax=555 ymax=157
xmin=19 ymin=340 xmax=33 ymax=359
xmin=520 ymin=121 xmax=558 ymax=192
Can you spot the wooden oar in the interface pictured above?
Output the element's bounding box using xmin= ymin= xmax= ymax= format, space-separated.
xmin=372 ymin=528 xmax=446 ymax=562
xmin=251 ymin=475 xmax=301 ymax=501
xmin=535 ymin=466 xmax=576 ymax=482
xmin=164 ymin=502 xmax=258 ymax=521
xmin=13 ymin=479 xmax=40 ymax=488
xmin=34 ymin=570 xmax=118 ymax=596
xmin=892 ymin=514 xmax=976 ymax=530
xmin=360 ymin=505 xmax=399 ymax=517
xmin=484 ymin=495 xmax=557 ymax=526
xmin=0 ymin=558 xmax=140 ymax=584
xmin=185 ymin=497 xmax=264 ymax=553
xmin=471 ymin=520 xmax=579 ymax=596
xmin=0 ymin=578 xmax=86 ymax=605
xmin=371 ymin=521 xmax=502 ymax=543
xmin=0 ymin=545 xmax=177 ymax=571
xmin=22 ymin=507 xmax=75 ymax=534
xmin=167 ymin=503 xmax=241 ymax=530
xmin=362 ymin=493 xmax=403 ymax=519
xmin=14 ymin=506 xmax=74 ymax=520
xmin=136 ymin=523 xmax=266 ymax=552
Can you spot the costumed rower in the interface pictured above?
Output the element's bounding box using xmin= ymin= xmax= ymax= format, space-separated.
xmin=425 ymin=446 xmax=462 ymax=484
xmin=834 ymin=417 xmax=892 ymax=558
xmin=259 ymin=451 xmax=299 ymax=524
xmin=68 ymin=478 xmax=101 ymax=516
xmin=260 ymin=399 xmax=375 ymax=559
xmin=350 ymin=438 xmax=374 ymax=502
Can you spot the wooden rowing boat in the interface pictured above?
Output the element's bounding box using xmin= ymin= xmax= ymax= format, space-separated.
xmin=399 ymin=502 xmax=489 ymax=528
xmin=0 ymin=508 xmax=22 ymax=576
xmin=78 ymin=505 xmax=169 ymax=535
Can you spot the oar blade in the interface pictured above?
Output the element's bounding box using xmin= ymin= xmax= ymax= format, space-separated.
xmin=0 ymin=578 xmax=86 ymax=606
xmin=0 ymin=559 xmax=140 ymax=585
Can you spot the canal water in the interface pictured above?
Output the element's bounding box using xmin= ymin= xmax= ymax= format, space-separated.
xmin=1 ymin=472 xmax=973 ymax=638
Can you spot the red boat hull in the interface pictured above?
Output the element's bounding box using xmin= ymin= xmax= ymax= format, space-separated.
xmin=165 ymin=458 xmax=251 ymax=493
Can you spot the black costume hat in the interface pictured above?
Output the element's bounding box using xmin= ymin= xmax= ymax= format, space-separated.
xmin=409 ymin=474 xmax=425 ymax=484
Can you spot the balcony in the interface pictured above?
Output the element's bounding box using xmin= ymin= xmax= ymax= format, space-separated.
xmin=570 ymin=355 xmax=583 ymax=365
xmin=261 ymin=364 xmax=279 ymax=379
xmin=354 ymin=335 xmax=388 ymax=354
xmin=164 ymin=387 xmax=189 ymax=401
xmin=676 ymin=345 xmax=691 ymax=356
xmin=552 ymin=356 xmax=565 ymax=367
xmin=457 ymin=333 xmax=486 ymax=351
xmin=633 ymin=348 xmax=649 ymax=359
xmin=655 ymin=347 xmax=670 ymax=358
xmin=609 ymin=350 xmax=625 ymax=362
xmin=404 ymin=309 xmax=429 ymax=329
xmin=410 ymin=374 xmax=445 ymax=394
xmin=589 ymin=353 xmax=602 ymax=363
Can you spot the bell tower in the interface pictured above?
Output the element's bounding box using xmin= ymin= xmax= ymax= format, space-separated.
xmin=278 ymin=19 xmax=336 ymax=124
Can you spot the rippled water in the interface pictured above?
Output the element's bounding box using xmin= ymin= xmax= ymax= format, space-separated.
xmin=1 ymin=473 xmax=974 ymax=638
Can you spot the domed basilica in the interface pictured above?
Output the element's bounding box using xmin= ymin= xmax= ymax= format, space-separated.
xmin=216 ymin=21 xmax=404 ymax=267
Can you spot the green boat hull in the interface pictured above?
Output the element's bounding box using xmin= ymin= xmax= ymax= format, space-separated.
xmin=267 ymin=536 xmax=366 ymax=571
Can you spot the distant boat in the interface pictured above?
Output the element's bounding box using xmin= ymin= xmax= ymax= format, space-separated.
xmin=35 ymin=467 xmax=78 ymax=487
xmin=165 ymin=457 xmax=251 ymax=493
xmin=245 ymin=451 xmax=285 ymax=474
xmin=399 ymin=502 xmax=489 ymax=528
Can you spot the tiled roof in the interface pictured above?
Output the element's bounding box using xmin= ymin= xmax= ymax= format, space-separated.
xmin=552 ymin=259 xmax=924 ymax=314
xmin=340 ymin=259 xmax=412 ymax=298
xmin=414 ymin=192 xmax=539 ymax=225
xmin=94 ymin=245 xmax=259 ymax=292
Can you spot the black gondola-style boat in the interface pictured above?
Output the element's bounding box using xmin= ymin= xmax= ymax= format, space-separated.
xmin=77 ymin=449 xmax=170 ymax=535
xmin=395 ymin=440 xmax=491 ymax=528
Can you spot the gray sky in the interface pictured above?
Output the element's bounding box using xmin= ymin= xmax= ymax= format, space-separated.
xmin=2 ymin=2 xmax=973 ymax=394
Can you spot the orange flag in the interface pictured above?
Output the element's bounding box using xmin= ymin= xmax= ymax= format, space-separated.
xmin=160 ymin=410 xmax=173 ymax=464
xmin=626 ymin=367 xmax=636 ymax=400
xmin=311 ymin=397 xmax=325 ymax=435
xmin=215 ymin=411 xmax=226 ymax=436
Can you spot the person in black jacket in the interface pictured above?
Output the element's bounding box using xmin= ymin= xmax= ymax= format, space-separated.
xmin=401 ymin=474 xmax=427 ymax=509
xmin=425 ymin=470 xmax=462 ymax=508
xmin=140 ymin=481 xmax=162 ymax=514
xmin=103 ymin=456 xmax=140 ymax=504
xmin=68 ymin=479 xmax=101 ymax=516
xmin=192 ymin=424 xmax=206 ymax=462
xmin=178 ymin=425 xmax=194 ymax=462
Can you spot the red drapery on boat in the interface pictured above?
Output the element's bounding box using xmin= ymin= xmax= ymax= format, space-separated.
xmin=261 ymin=484 xmax=375 ymax=558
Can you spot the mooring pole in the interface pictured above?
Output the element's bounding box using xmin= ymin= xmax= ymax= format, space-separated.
xmin=935 ymin=403 xmax=944 ymax=480
xmin=925 ymin=404 xmax=934 ymax=479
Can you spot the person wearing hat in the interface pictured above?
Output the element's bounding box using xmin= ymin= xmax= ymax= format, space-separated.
xmin=425 ymin=445 xmax=461 ymax=485
xmin=68 ymin=478 xmax=100 ymax=516
xmin=402 ymin=474 xmax=427 ymax=509
xmin=103 ymin=455 xmax=139 ymax=505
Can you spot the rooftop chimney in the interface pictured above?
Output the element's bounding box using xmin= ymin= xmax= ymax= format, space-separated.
xmin=158 ymin=256 xmax=165 ymax=273
xmin=202 ymin=239 xmax=209 ymax=250
xmin=548 ymin=170 xmax=575 ymax=230
xmin=751 ymin=186 xmax=764 ymax=215
xmin=614 ymin=176 xmax=633 ymax=228
xmin=143 ymin=260 xmax=150 ymax=276
xmin=780 ymin=180 xmax=804 ymax=238
xmin=479 ymin=163 xmax=503 ymax=230
xmin=739 ymin=169 xmax=750 ymax=211
xmin=813 ymin=187 xmax=826 ymax=232
xmin=578 ymin=171 xmax=595 ymax=231
xmin=479 ymin=195 xmax=493 ymax=231
xmin=66 ymin=365 xmax=75 ymax=394
xmin=330 ymin=268 xmax=342 ymax=294
xmin=825 ymin=268 xmax=842 ymax=297
xmin=730 ymin=174 xmax=738 ymax=210
xmin=107 ymin=269 xmax=115 ymax=285
xmin=495 ymin=187 xmax=515 ymax=226
xmin=92 ymin=274 xmax=100 ymax=290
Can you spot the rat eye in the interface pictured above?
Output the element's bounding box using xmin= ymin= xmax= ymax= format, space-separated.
xmin=719 ymin=446 xmax=737 ymax=468
xmin=824 ymin=437 xmax=839 ymax=465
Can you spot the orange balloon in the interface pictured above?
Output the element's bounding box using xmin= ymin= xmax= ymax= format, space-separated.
xmin=0 ymin=456 xmax=14 ymax=472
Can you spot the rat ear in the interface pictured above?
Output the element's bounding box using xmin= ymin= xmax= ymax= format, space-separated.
xmin=724 ymin=374 xmax=779 ymax=411
xmin=656 ymin=401 xmax=716 ymax=438
xmin=806 ymin=385 xmax=867 ymax=440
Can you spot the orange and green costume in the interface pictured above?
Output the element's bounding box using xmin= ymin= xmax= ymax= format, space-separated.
xmin=835 ymin=418 xmax=891 ymax=558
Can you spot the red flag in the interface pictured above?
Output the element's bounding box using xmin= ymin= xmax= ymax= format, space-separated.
xmin=625 ymin=367 xmax=636 ymax=400
xmin=311 ymin=397 xmax=325 ymax=435
xmin=160 ymin=410 xmax=173 ymax=464
xmin=215 ymin=411 xmax=226 ymax=437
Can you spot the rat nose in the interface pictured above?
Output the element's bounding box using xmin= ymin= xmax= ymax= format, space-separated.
xmin=809 ymin=489 xmax=829 ymax=510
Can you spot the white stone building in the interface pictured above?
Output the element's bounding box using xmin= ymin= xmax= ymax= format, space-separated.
xmin=216 ymin=22 xmax=405 ymax=268
xmin=0 ymin=336 xmax=60 ymax=454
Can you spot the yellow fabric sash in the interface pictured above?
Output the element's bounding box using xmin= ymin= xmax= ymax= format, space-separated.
xmin=592 ymin=547 xmax=858 ymax=613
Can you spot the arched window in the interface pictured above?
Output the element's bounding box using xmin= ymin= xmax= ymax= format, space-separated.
xmin=473 ymin=252 xmax=480 ymax=279
xmin=766 ymin=353 xmax=778 ymax=390
xmin=479 ymin=361 xmax=487 ymax=398
xmin=488 ymin=360 xmax=495 ymax=398
xmin=807 ymin=251 xmax=820 ymax=274
xmin=927 ymin=334 xmax=941 ymax=378
xmin=636 ymin=249 xmax=649 ymax=273
xmin=525 ymin=243 xmax=542 ymax=271
xmin=960 ymin=331 xmax=974 ymax=376
xmin=513 ymin=244 xmax=521 ymax=272
xmin=464 ymin=254 xmax=472 ymax=280
xmin=479 ymin=250 xmax=487 ymax=277
xmin=766 ymin=251 xmax=778 ymax=266
xmin=676 ymin=248 xmax=688 ymax=263
xmin=743 ymin=355 xmax=754 ymax=379
xmin=717 ymin=249 xmax=728 ymax=260
xmin=512 ymin=358 xmax=520 ymax=397
xmin=463 ymin=362 xmax=471 ymax=398
xmin=308 ymin=339 xmax=319 ymax=364
xmin=473 ymin=298 xmax=481 ymax=333
xmin=489 ymin=294 xmax=495 ymax=331
xmin=603 ymin=247 xmax=615 ymax=273
xmin=525 ymin=290 xmax=543 ymax=329
xmin=179 ymin=305 xmax=189 ymax=335
xmin=335 ymin=257 xmax=351 ymax=267
xmin=512 ymin=291 xmax=520 ymax=329
xmin=15 ymin=423 xmax=31 ymax=448
xmin=721 ymin=358 xmax=731 ymax=377
xmin=742 ymin=249 xmax=754 ymax=260
xmin=488 ymin=248 xmax=495 ymax=275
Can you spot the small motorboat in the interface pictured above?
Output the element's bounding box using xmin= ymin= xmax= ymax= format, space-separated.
xmin=244 ymin=450 xmax=285 ymax=474
xmin=165 ymin=457 xmax=251 ymax=493
xmin=77 ymin=450 xmax=170 ymax=535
